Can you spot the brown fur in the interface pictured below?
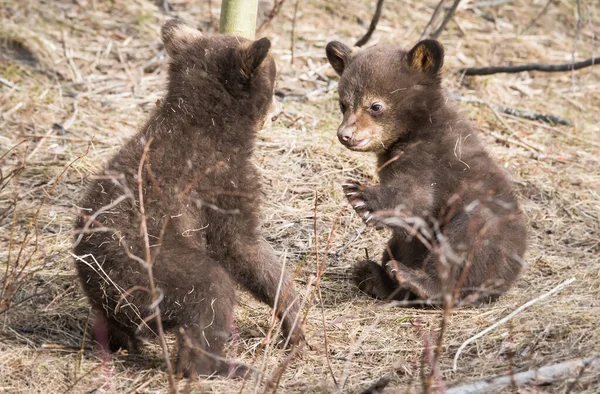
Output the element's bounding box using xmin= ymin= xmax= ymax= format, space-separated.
xmin=74 ymin=20 xmax=303 ymax=378
xmin=326 ymin=39 xmax=527 ymax=305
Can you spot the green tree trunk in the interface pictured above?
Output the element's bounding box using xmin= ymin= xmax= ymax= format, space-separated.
xmin=219 ymin=0 xmax=258 ymax=40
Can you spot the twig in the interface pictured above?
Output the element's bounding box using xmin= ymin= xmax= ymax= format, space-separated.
xmin=460 ymin=57 xmax=599 ymax=76
xmin=0 ymin=76 xmax=21 ymax=91
xmin=277 ymin=80 xmax=338 ymax=102
xmin=572 ymin=0 xmax=582 ymax=86
xmin=136 ymin=138 xmax=176 ymax=394
xmin=256 ymin=0 xmax=286 ymax=33
xmin=453 ymin=277 xmax=576 ymax=371
xmin=452 ymin=93 xmax=572 ymax=126
xmin=447 ymin=355 xmax=600 ymax=393
xmin=420 ymin=0 xmax=446 ymax=40
xmin=313 ymin=191 xmax=337 ymax=387
xmin=520 ymin=0 xmax=554 ymax=34
xmin=337 ymin=317 xmax=381 ymax=393
xmin=290 ymin=0 xmax=300 ymax=65
xmin=480 ymin=128 xmax=539 ymax=153
xmin=336 ymin=224 xmax=366 ymax=257
xmin=355 ymin=0 xmax=385 ymax=47
xmin=430 ymin=0 xmax=462 ymax=39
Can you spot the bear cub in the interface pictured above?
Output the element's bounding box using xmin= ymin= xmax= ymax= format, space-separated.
xmin=326 ymin=39 xmax=527 ymax=305
xmin=74 ymin=20 xmax=303 ymax=378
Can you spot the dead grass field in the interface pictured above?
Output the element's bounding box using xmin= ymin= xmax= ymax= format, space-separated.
xmin=1 ymin=0 xmax=599 ymax=393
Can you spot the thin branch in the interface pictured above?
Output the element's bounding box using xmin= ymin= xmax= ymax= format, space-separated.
xmin=572 ymin=0 xmax=582 ymax=85
xmin=460 ymin=56 xmax=600 ymax=76
xmin=136 ymin=138 xmax=176 ymax=393
xmin=520 ymin=0 xmax=554 ymax=34
xmin=420 ymin=0 xmax=446 ymax=40
xmin=447 ymin=355 xmax=600 ymax=393
xmin=355 ymin=0 xmax=385 ymax=47
xmin=453 ymin=277 xmax=576 ymax=371
xmin=290 ymin=0 xmax=300 ymax=65
xmin=452 ymin=94 xmax=572 ymax=126
xmin=313 ymin=191 xmax=338 ymax=387
xmin=430 ymin=0 xmax=462 ymax=39
xmin=256 ymin=0 xmax=286 ymax=33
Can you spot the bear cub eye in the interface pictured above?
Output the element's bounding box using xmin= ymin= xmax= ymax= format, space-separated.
xmin=339 ymin=102 xmax=347 ymax=113
xmin=368 ymin=103 xmax=383 ymax=115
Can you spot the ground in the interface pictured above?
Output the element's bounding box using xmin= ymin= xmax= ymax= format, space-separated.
xmin=1 ymin=0 xmax=599 ymax=393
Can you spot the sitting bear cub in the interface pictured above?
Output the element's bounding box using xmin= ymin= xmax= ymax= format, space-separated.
xmin=326 ymin=39 xmax=527 ymax=305
xmin=74 ymin=20 xmax=303 ymax=377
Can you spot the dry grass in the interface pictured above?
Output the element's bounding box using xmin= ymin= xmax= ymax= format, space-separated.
xmin=1 ymin=0 xmax=599 ymax=393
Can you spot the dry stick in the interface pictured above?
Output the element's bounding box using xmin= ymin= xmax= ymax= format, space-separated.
xmin=312 ymin=191 xmax=338 ymax=387
xmin=266 ymin=207 xmax=343 ymax=393
xmin=480 ymin=128 xmax=538 ymax=153
xmin=452 ymin=93 xmax=572 ymax=126
xmin=256 ymin=0 xmax=286 ymax=33
xmin=452 ymin=277 xmax=576 ymax=372
xmin=572 ymin=0 xmax=582 ymax=86
xmin=520 ymin=0 xmax=554 ymax=34
xmin=447 ymin=355 xmax=600 ymax=394
xmin=136 ymin=139 xmax=176 ymax=394
xmin=420 ymin=0 xmax=446 ymax=40
xmin=255 ymin=250 xmax=290 ymax=392
xmin=479 ymin=103 xmax=544 ymax=152
xmin=263 ymin=277 xmax=313 ymax=393
xmin=454 ymin=95 xmax=544 ymax=151
xmin=337 ymin=317 xmax=381 ymax=393
xmin=208 ymin=0 xmax=217 ymax=33
xmin=430 ymin=0 xmax=462 ymax=39
xmin=460 ymin=56 xmax=599 ymax=76
xmin=0 ymin=76 xmax=21 ymax=91
xmin=354 ymin=0 xmax=385 ymax=47
xmin=290 ymin=0 xmax=300 ymax=65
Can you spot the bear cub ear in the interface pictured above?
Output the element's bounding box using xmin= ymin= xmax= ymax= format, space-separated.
xmin=326 ymin=41 xmax=353 ymax=76
xmin=406 ymin=39 xmax=444 ymax=77
xmin=161 ymin=19 xmax=203 ymax=57
xmin=238 ymin=37 xmax=272 ymax=79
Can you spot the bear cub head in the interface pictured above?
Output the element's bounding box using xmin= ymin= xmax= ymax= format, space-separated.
xmin=326 ymin=39 xmax=445 ymax=153
xmin=161 ymin=19 xmax=280 ymax=126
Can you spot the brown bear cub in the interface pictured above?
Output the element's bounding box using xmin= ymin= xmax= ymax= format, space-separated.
xmin=326 ymin=39 xmax=527 ymax=305
xmin=74 ymin=20 xmax=303 ymax=378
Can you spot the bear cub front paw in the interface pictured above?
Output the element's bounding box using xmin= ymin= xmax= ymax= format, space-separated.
xmin=342 ymin=178 xmax=379 ymax=224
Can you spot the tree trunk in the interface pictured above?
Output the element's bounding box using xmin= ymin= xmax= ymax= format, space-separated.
xmin=219 ymin=0 xmax=259 ymax=39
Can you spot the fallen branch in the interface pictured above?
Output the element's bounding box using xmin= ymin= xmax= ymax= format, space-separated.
xmin=355 ymin=0 xmax=385 ymax=47
xmin=453 ymin=277 xmax=575 ymax=371
xmin=447 ymin=355 xmax=600 ymax=394
xmin=452 ymin=94 xmax=572 ymax=126
xmin=460 ymin=57 xmax=599 ymax=76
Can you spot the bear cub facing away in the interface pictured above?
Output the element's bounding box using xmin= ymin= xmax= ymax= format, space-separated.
xmin=326 ymin=39 xmax=527 ymax=305
xmin=74 ymin=20 xmax=303 ymax=377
